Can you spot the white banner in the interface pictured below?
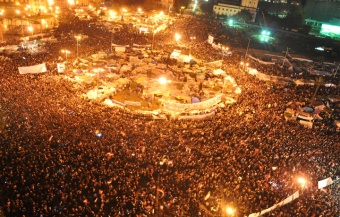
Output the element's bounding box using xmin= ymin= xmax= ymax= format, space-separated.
xmin=133 ymin=43 xmax=151 ymax=48
xmin=132 ymin=47 xmax=145 ymax=51
xmin=115 ymin=46 xmax=126 ymax=52
xmin=248 ymin=55 xmax=275 ymax=65
xmin=18 ymin=63 xmax=47 ymax=74
xmin=124 ymin=101 xmax=141 ymax=107
xmin=178 ymin=111 xmax=215 ymax=120
xmin=57 ymin=62 xmax=65 ymax=73
xmin=170 ymin=50 xmax=181 ymax=59
xmin=112 ymin=43 xmax=129 ymax=47
xmin=163 ymin=94 xmax=223 ymax=112
xmin=318 ymin=177 xmax=333 ymax=189
xmin=249 ymin=191 xmax=299 ymax=217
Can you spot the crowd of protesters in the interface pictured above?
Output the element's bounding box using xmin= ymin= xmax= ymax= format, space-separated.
xmin=0 ymin=8 xmax=339 ymax=217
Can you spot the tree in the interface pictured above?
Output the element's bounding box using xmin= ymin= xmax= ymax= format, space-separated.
xmin=312 ymin=77 xmax=324 ymax=101
xmin=234 ymin=10 xmax=253 ymax=23
xmin=282 ymin=5 xmax=305 ymax=30
xmin=174 ymin=0 xmax=191 ymax=12
xmin=200 ymin=0 xmax=214 ymax=15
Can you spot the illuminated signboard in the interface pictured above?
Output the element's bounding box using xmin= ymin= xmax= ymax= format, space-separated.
xmin=320 ymin=24 xmax=340 ymax=38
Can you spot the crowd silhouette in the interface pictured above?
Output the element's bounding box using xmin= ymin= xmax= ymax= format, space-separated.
xmin=0 ymin=9 xmax=339 ymax=217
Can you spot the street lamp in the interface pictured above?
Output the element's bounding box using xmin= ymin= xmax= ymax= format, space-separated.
xmin=189 ymin=36 xmax=196 ymax=57
xmin=0 ymin=9 xmax=4 ymax=42
xmin=175 ymin=33 xmax=181 ymax=44
xmin=245 ymin=38 xmax=251 ymax=60
xmin=226 ymin=206 xmax=235 ymax=216
xmin=27 ymin=26 xmax=33 ymax=36
xmin=297 ymin=177 xmax=307 ymax=189
xmin=61 ymin=49 xmax=70 ymax=62
xmin=159 ymin=77 xmax=171 ymax=97
xmin=75 ymin=35 xmax=81 ymax=58
xmin=152 ymin=30 xmax=157 ymax=51
xmin=220 ymin=46 xmax=228 ymax=68
xmin=282 ymin=47 xmax=290 ymax=67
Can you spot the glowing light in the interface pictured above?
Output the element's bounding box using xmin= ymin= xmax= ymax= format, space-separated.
xmin=159 ymin=77 xmax=170 ymax=85
xmin=95 ymin=130 xmax=102 ymax=137
xmin=226 ymin=206 xmax=235 ymax=215
xmin=228 ymin=19 xmax=234 ymax=26
xmin=193 ymin=0 xmax=198 ymax=11
xmin=320 ymin=24 xmax=340 ymax=38
xmin=315 ymin=47 xmax=324 ymax=51
xmin=175 ymin=33 xmax=181 ymax=41
xmin=298 ymin=177 xmax=306 ymax=187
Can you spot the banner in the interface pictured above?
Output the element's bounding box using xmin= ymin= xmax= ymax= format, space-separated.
xmin=133 ymin=43 xmax=151 ymax=48
xmin=124 ymin=101 xmax=141 ymax=107
xmin=115 ymin=46 xmax=126 ymax=52
xmin=318 ymin=177 xmax=333 ymax=189
xmin=208 ymin=35 xmax=214 ymax=44
xmin=248 ymin=55 xmax=275 ymax=65
xmin=205 ymin=60 xmax=222 ymax=68
xmin=111 ymin=43 xmax=129 ymax=47
xmin=57 ymin=62 xmax=65 ymax=73
xmin=163 ymin=94 xmax=223 ymax=112
xmin=132 ymin=47 xmax=145 ymax=51
xmin=178 ymin=111 xmax=215 ymax=120
xmin=248 ymin=191 xmax=299 ymax=217
xmin=170 ymin=50 xmax=181 ymax=59
xmin=18 ymin=63 xmax=47 ymax=74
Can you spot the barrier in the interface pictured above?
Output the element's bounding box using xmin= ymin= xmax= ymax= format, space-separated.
xmin=162 ymin=94 xmax=223 ymax=113
xmin=248 ymin=177 xmax=337 ymax=217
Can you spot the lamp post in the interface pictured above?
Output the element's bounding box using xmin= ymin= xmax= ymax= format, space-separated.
xmin=220 ymin=45 xmax=228 ymax=69
xmin=175 ymin=33 xmax=181 ymax=44
xmin=245 ymin=38 xmax=251 ymax=60
xmin=75 ymin=35 xmax=81 ymax=58
xmin=0 ymin=9 xmax=4 ymax=42
xmin=159 ymin=77 xmax=170 ymax=98
xmin=61 ymin=49 xmax=70 ymax=62
xmin=282 ymin=47 xmax=289 ymax=67
xmin=298 ymin=177 xmax=307 ymax=189
xmin=189 ymin=36 xmax=196 ymax=57
xmin=334 ymin=63 xmax=339 ymax=77
xmin=27 ymin=26 xmax=33 ymax=36
xmin=152 ymin=30 xmax=156 ymax=51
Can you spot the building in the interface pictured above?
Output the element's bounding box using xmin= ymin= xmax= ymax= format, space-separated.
xmin=213 ymin=0 xmax=259 ymax=22
xmin=304 ymin=0 xmax=340 ymax=38
xmin=0 ymin=2 xmax=58 ymax=36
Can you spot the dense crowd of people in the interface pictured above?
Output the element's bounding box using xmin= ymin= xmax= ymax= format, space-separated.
xmin=0 ymin=8 xmax=339 ymax=217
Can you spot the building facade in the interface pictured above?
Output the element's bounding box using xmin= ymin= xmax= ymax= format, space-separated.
xmin=213 ymin=0 xmax=259 ymax=22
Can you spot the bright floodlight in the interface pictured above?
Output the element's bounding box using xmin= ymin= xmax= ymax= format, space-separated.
xmin=175 ymin=33 xmax=181 ymax=41
xmin=298 ymin=177 xmax=306 ymax=187
xmin=228 ymin=19 xmax=234 ymax=26
xmin=261 ymin=30 xmax=266 ymax=35
xmin=226 ymin=206 xmax=235 ymax=215
xmin=159 ymin=77 xmax=168 ymax=85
